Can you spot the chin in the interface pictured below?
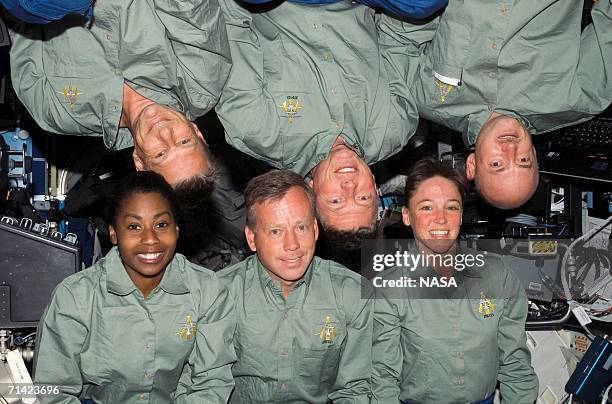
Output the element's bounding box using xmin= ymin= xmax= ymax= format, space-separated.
xmin=137 ymin=267 xmax=166 ymax=278
xmin=422 ymin=240 xmax=456 ymax=255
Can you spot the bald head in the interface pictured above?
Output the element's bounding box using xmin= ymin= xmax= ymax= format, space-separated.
xmin=470 ymin=162 xmax=539 ymax=209
xmin=466 ymin=113 xmax=539 ymax=209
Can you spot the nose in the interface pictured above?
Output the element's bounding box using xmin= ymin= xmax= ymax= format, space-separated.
xmin=142 ymin=227 xmax=160 ymax=245
xmin=340 ymin=179 xmax=356 ymax=190
xmin=284 ymin=230 xmax=300 ymax=251
xmin=158 ymin=123 xmax=174 ymax=140
xmin=433 ymin=209 xmax=447 ymax=224
xmin=500 ymin=139 xmax=519 ymax=151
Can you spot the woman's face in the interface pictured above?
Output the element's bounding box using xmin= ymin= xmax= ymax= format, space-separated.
xmin=402 ymin=176 xmax=462 ymax=255
xmin=109 ymin=191 xmax=178 ymax=288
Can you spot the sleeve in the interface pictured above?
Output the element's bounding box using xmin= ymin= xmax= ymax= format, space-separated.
xmin=7 ymin=19 xmax=127 ymax=149
xmin=173 ymin=275 xmax=237 ymax=404
xmin=566 ymin=0 xmax=612 ymax=117
xmin=373 ymin=13 xmax=438 ymax=163
xmin=328 ymin=280 xmax=374 ymax=404
xmin=33 ymin=284 xmax=88 ymax=404
xmin=509 ymin=0 xmax=612 ymax=134
xmin=214 ymin=0 xmax=284 ymax=169
xmin=376 ymin=12 xmax=439 ymax=97
xmin=370 ymin=288 xmax=403 ymax=403
xmin=497 ymin=269 xmax=539 ymax=404
xmin=151 ymin=0 xmax=232 ymax=120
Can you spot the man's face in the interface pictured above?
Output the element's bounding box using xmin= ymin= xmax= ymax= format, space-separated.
xmin=402 ymin=176 xmax=462 ymax=255
xmin=109 ymin=192 xmax=179 ymax=289
xmin=132 ymin=104 xmax=210 ymax=186
xmin=310 ymin=144 xmax=377 ymax=231
xmin=466 ymin=113 xmax=539 ymax=209
xmin=245 ymin=187 xmax=319 ymax=295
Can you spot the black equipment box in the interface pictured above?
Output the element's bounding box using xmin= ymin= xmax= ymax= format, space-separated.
xmin=0 ymin=217 xmax=80 ymax=328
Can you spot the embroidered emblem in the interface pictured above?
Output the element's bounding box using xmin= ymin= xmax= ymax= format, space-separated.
xmin=177 ymin=315 xmax=197 ymax=341
xmin=434 ymin=79 xmax=455 ymax=103
xmin=317 ymin=315 xmax=337 ymax=344
xmin=477 ymin=291 xmax=496 ymax=319
xmin=59 ymin=85 xmax=82 ymax=111
xmin=280 ymin=96 xmax=303 ymax=123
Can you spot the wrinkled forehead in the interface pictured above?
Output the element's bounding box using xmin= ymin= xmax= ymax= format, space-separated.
xmin=154 ymin=143 xmax=211 ymax=185
xmin=258 ymin=188 xmax=315 ymax=217
xmin=315 ymin=200 xmax=376 ymax=231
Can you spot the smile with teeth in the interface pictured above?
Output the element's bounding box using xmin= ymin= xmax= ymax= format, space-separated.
xmin=429 ymin=230 xmax=449 ymax=236
xmin=137 ymin=252 xmax=164 ymax=261
xmin=336 ymin=167 xmax=356 ymax=173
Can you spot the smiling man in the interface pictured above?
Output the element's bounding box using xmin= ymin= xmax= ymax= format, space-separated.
xmin=8 ymin=0 xmax=230 ymax=190
xmin=465 ymin=113 xmax=539 ymax=209
xmin=217 ymin=169 xmax=374 ymax=403
xmin=215 ymin=0 xmax=435 ymax=248
xmin=309 ymin=138 xmax=379 ymax=247
xmin=119 ymin=85 xmax=214 ymax=189
xmin=380 ymin=0 xmax=612 ymax=209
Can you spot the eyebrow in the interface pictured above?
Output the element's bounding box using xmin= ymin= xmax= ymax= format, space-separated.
xmin=491 ymin=166 xmax=508 ymax=173
xmin=123 ymin=211 xmax=172 ymax=220
xmin=416 ymin=199 xmax=461 ymax=204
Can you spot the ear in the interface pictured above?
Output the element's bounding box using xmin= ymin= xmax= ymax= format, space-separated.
xmin=132 ymin=149 xmax=145 ymax=171
xmin=109 ymin=224 xmax=118 ymax=245
xmin=465 ymin=153 xmax=476 ymax=180
xmin=245 ymin=225 xmax=257 ymax=252
xmin=401 ymin=207 xmax=410 ymax=227
xmin=192 ymin=123 xmax=207 ymax=144
xmin=313 ymin=217 xmax=319 ymax=242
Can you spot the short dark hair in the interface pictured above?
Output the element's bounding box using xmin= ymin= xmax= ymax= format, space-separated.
xmin=107 ymin=171 xmax=179 ymax=226
xmin=315 ymin=203 xmax=377 ymax=251
xmin=404 ymin=156 xmax=469 ymax=207
xmin=245 ymin=170 xmax=314 ymax=229
xmin=172 ymin=147 xmax=216 ymax=211
xmin=322 ymin=226 xmax=376 ymax=250
xmin=173 ymin=172 xmax=216 ymax=211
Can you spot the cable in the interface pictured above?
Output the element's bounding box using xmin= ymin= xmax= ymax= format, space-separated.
xmin=556 ymin=224 xmax=567 ymax=236
xmin=601 ymin=383 xmax=612 ymax=404
xmin=584 ymin=217 xmax=612 ymax=243
xmin=505 ymin=213 xmax=538 ymax=226
xmin=560 ymin=215 xmax=612 ymax=339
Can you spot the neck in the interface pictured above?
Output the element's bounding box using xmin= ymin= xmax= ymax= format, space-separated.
xmin=281 ymin=284 xmax=294 ymax=300
xmin=415 ymin=240 xmax=458 ymax=276
xmin=332 ymin=136 xmax=347 ymax=147
xmin=119 ymin=83 xmax=156 ymax=133
xmin=127 ymin=270 xmax=165 ymax=299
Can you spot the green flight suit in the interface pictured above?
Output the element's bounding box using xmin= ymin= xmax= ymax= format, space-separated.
xmin=216 ymin=0 xmax=419 ymax=176
xmin=8 ymin=0 xmax=230 ymax=150
xmin=217 ymin=254 xmax=374 ymax=403
xmin=371 ymin=252 xmax=538 ymax=403
xmin=378 ymin=0 xmax=612 ymax=144
xmin=34 ymin=247 xmax=236 ymax=403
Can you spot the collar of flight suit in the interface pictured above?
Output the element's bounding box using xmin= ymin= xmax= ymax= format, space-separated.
xmin=105 ymin=247 xmax=190 ymax=296
xmin=254 ymin=254 xmax=317 ymax=301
